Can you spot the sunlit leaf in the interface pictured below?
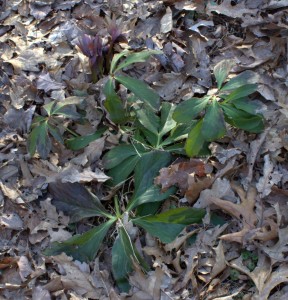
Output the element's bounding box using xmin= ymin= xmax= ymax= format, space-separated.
xmin=173 ymin=96 xmax=210 ymax=123
xmin=44 ymin=219 xmax=115 ymax=262
xmin=133 ymin=207 xmax=204 ymax=243
xmin=202 ymin=99 xmax=226 ymax=141
xmin=185 ymin=120 xmax=206 ymax=157
xmin=221 ymin=84 xmax=257 ymax=102
xmin=222 ymin=104 xmax=264 ymax=133
xmin=110 ymin=50 xmax=130 ymax=74
xmin=159 ymin=102 xmax=177 ymax=137
xmin=114 ymin=50 xmax=161 ymax=73
xmin=213 ymin=59 xmax=235 ymax=89
xmin=221 ymin=71 xmax=259 ymax=92
xmin=115 ymin=74 xmax=160 ymax=110
xmin=49 ymin=182 xmax=112 ymax=222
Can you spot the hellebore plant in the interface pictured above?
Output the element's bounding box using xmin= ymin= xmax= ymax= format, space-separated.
xmin=77 ymin=24 xmax=127 ymax=83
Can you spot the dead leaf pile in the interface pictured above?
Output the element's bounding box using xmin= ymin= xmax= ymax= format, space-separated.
xmin=0 ymin=0 xmax=287 ymax=299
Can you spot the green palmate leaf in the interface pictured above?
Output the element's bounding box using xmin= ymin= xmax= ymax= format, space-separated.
xmin=185 ymin=120 xmax=206 ymax=157
xmin=44 ymin=219 xmax=115 ymax=262
xmin=49 ymin=182 xmax=112 ymax=222
xmin=222 ymin=84 xmax=257 ymax=102
xmin=47 ymin=124 xmax=64 ymax=144
xmin=133 ymin=207 xmax=205 ymax=243
xmin=202 ymin=99 xmax=226 ymax=141
xmin=115 ymin=74 xmax=160 ymax=110
xmin=28 ymin=121 xmax=46 ymax=157
xmin=104 ymin=78 xmax=127 ymax=124
xmin=35 ymin=120 xmax=51 ymax=159
xmin=107 ymin=155 xmax=141 ymax=186
xmin=43 ymin=101 xmax=56 ymax=116
xmin=222 ymin=104 xmax=264 ymax=133
xmin=136 ymin=105 xmax=160 ymax=135
xmin=159 ymin=102 xmax=177 ymax=137
xmin=114 ymin=50 xmax=162 ymax=73
xmin=127 ymin=151 xmax=173 ymax=211
xmin=112 ymin=226 xmax=149 ymax=292
xmin=229 ymin=97 xmax=261 ymax=115
xmin=137 ymin=126 xmax=159 ymax=147
xmin=220 ymin=71 xmax=259 ymax=92
xmin=66 ymin=128 xmax=106 ymax=151
xmin=103 ymin=144 xmax=140 ymax=169
xmin=213 ymin=59 xmax=235 ymax=89
xmin=173 ymin=96 xmax=210 ymax=123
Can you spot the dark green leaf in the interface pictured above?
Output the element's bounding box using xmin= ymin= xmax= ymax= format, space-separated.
xmin=47 ymin=124 xmax=64 ymax=144
xmin=136 ymin=106 xmax=160 ymax=135
xmin=115 ymin=75 xmax=160 ymax=110
xmin=28 ymin=120 xmax=47 ymax=157
xmin=34 ymin=120 xmax=51 ymax=159
xmin=49 ymin=182 xmax=112 ymax=222
xmin=221 ymin=71 xmax=259 ymax=92
xmin=133 ymin=207 xmax=205 ymax=243
xmin=112 ymin=235 xmax=132 ymax=292
xmin=222 ymin=84 xmax=257 ymax=102
xmin=202 ymin=99 xmax=226 ymax=141
xmin=112 ymin=226 xmax=149 ymax=292
xmin=228 ymin=97 xmax=261 ymax=115
xmin=127 ymin=151 xmax=172 ymax=211
xmin=136 ymin=125 xmax=159 ymax=147
xmin=103 ymin=144 xmax=139 ymax=169
xmin=185 ymin=120 xmax=206 ymax=157
xmin=173 ymin=96 xmax=210 ymax=123
xmin=222 ymin=104 xmax=264 ymax=133
xmin=44 ymin=219 xmax=115 ymax=262
xmin=114 ymin=50 xmax=162 ymax=73
xmin=66 ymin=128 xmax=106 ymax=151
xmin=213 ymin=59 xmax=235 ymax=89
xmin=104 ymin=78 xmax=127 ymax=124
xmin=107 ymin=155 xmax=141 ymax=186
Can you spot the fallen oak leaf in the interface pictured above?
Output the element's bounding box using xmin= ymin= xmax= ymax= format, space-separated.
xmin=208 ymin=184 xmax=258 ymax=244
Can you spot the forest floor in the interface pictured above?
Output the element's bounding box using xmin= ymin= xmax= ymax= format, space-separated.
xmin=0 ymin=0 xmax=288 ymax=299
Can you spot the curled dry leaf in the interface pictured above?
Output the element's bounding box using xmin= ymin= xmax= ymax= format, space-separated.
xmin=155 ymin=159 xmax=213 ymax=202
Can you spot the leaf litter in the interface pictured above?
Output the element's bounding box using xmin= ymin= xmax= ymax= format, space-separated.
xmin=0 ymin=0 xmax=288 ymax=299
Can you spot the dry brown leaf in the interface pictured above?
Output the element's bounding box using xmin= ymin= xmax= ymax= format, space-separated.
xmin=17 ymin=256 xmax=33 ymax=282
xmin=209 ymin=185 xmax=258 ymax=244
xmin=36 ymin=73 xmax=65 ymax=92
xmin=155 ymin=159 xmax=213 ymax=202
xmin=52 ymin=253 xmax=102 ymax=299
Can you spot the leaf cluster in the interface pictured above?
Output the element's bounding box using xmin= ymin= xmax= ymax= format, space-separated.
xmin=28 ymin=99 xmax=82 ymax=158
xmin=173 ymin=60 xmax=264 ymax=156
